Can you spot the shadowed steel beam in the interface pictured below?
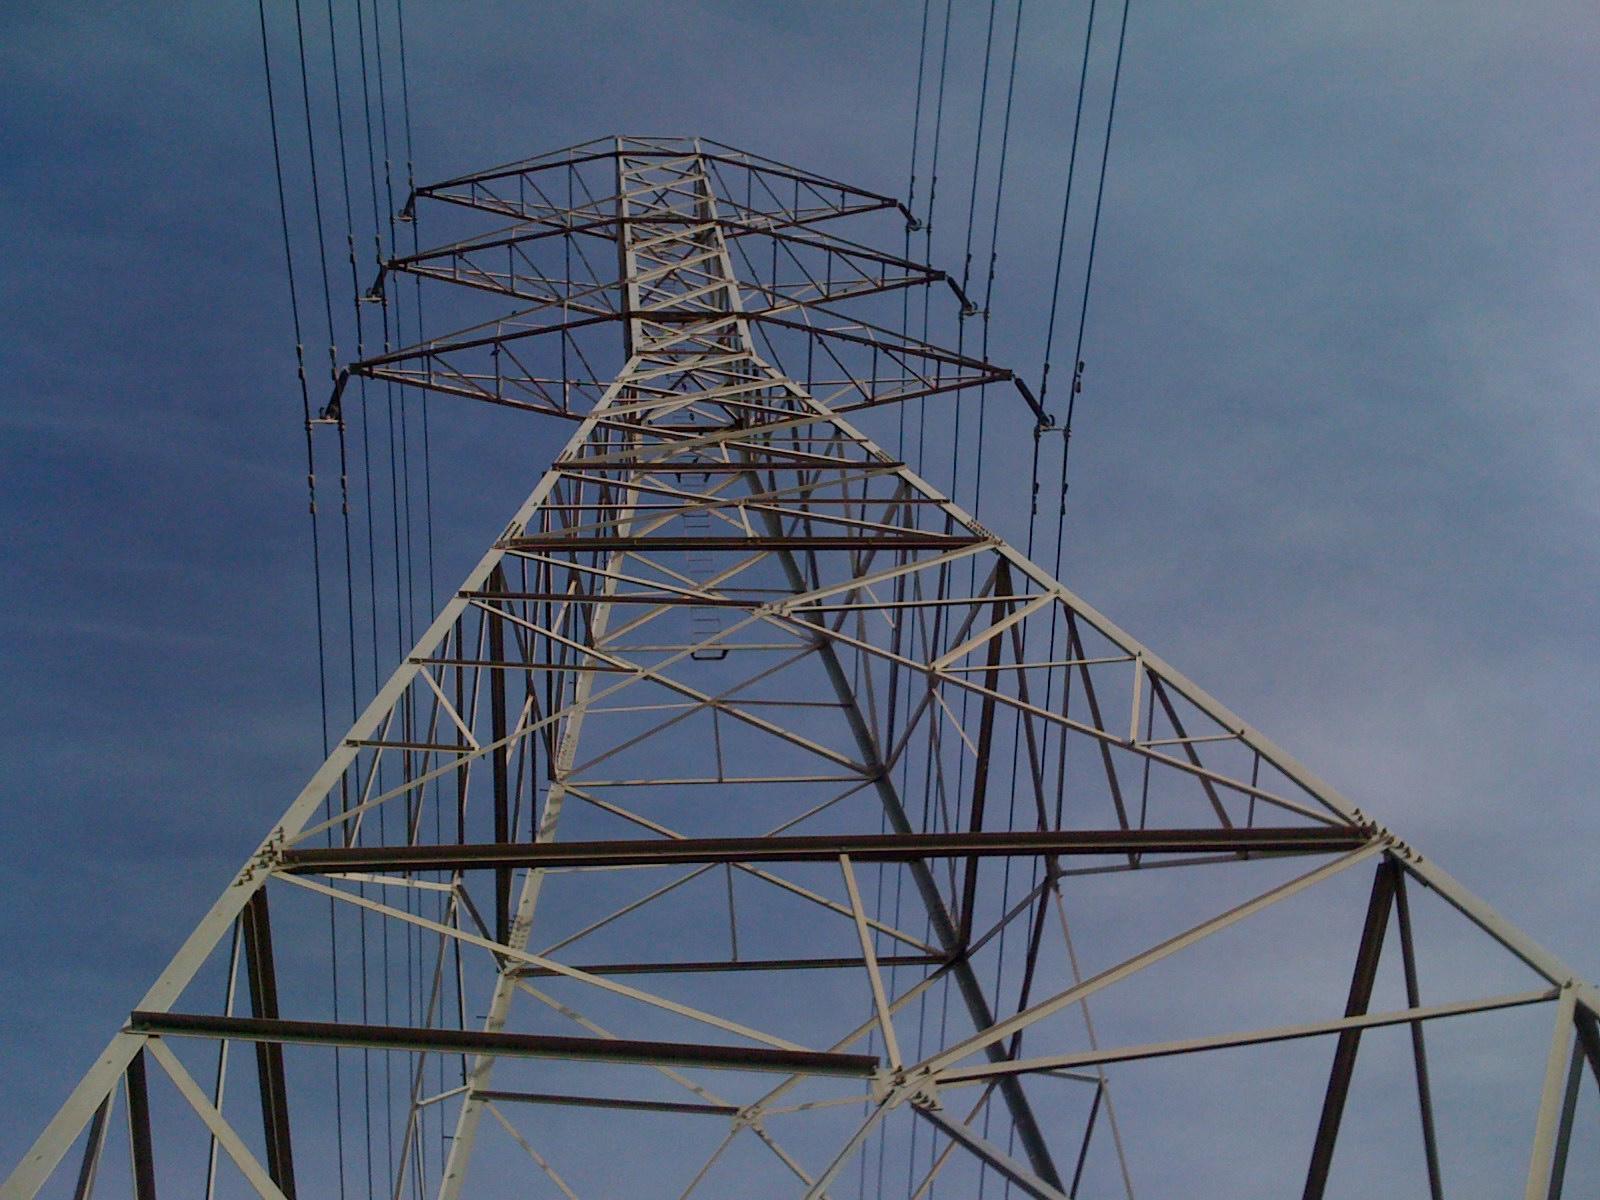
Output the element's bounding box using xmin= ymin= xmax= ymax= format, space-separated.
xmin=239 ymin=893 xmax=295 ymax=1200
xmin=1548 ymin=1038 xmax=1585 ymax=1200
xmin=485 ymin=566 xmax=513 ymax=944
xmin=127 ymin=1012 xmax=878 ymax=1078
xmin=124 ymin=1050 xmax=156 ymax=1200
xmin=69 ymin=1096 xmax=111 ymax=1200
xmin=1528 ymin=988 xmax=1580 ymax=1200
xmin=514 ymin=953 xmax=941 ymax=977
xmin=476 ymin=1090 xmax=739 ymax=1116
xmin=501 ymin=533 xmax=984 ymax=551
xmin=913 ymin=1104 xmax=1070 ymax=1200
xmin=1393 ymin=870 xmax=1445 ymax=1200
xmin=959 ymin=570 xmax=1011 ymax=947
xmin=279 ymin=826 xmax=1367 ymax=873
xmin=935 ymin=989 xmax=1556 ymax=1083
xmin=1303 ymin=857 xmax=1399 ymax=1200
xmin=1573 ymin=1007 xmax=1600 ymax=1094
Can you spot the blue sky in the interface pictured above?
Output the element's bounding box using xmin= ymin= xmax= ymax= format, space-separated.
xmin=2 ymin=0 xmax=1598 ymax=1192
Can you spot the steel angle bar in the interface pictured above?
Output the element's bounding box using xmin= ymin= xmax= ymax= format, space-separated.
xmin=473 ymin=1089 xmax=739 ymax=1117
xmin=920 ymin=843 xmax=1383 ymax=1076
xmin=143 ymin=1040 xmax=290 ymax=1200
xmin=1528 ymin=988 xmax=1581 ymax=1200
xmin=501 ymin=533 xmax=983 ymax=552
xmin=278 ymin=829 xmax=811 ymax=1055
xmin=517 ymin=954 xmax=941 ymax=977
xmin=280 ymin=827 xmax=1368 ymax=874
xmin=911 ymin=1105 xmax=1070 ymax=1200
xmin=128 ymin=1013 xmax=876 ymax=1078
xmin=936 ymin=989 xmax=1557 ymax=1084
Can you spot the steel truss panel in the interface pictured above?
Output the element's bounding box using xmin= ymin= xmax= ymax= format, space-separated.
xmin=4 ymin=135 xmax=1594 ymax=1200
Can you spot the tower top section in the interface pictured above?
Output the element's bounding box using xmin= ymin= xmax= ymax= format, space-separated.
xmin=329 ymin=135 xmax=1044 ymax=429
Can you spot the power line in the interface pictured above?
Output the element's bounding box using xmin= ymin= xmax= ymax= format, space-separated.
xmin=971 ymin=0 xmax=1025 ymax=520
xmin=1036 ymin=0 xmax=1100 ymax=413
xmin=1051 ymin=0 xmax=1134 ymax=576
xmin=255 ymin=0 xmax=331 ymax=761
xmin=394 ymin=0 xmax=436 ymax=620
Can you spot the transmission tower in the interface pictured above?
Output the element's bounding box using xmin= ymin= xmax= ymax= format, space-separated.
xmin=4 ymin=136 xmax=1596 ymax=1200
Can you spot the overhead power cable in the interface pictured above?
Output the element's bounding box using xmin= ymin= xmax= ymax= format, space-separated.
xmin=255 ymin=0 xmax=331 ymax=762
xmin=898 ymin=0 xmax=933 ymax=466
xmin=1036 ymin=0 xmax=1100 ymax=415
xmin=949 ymin=0 xmax=1001 ymax=519
xmin=971 ymin=0 xmax=1025 ymax=520
xmin=1051 ymin=0 xmax=1133 ymax=575
xmin=394 ymin=0 xmax=436 ymax=619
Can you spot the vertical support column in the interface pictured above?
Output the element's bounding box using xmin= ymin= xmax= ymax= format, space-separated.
xmin=1302 ymin=856 xmax=1399 ymax=1200
xmin=241 ymin=892 xmax=296 ymax=1200
xmin=1527 ymin=988 xmax=1580 ymax=1200
xmin=615 ymin=137 xmax=639 ymax=360
xmin=1393 ymin=871 xmax=1445 ymax=1199
xmin=69 ymin=1095 xmax=112 ymax=1200
xmin=1573 ymin=1007 xmax=1600 ymax=1093
xmin=1547 ymin=1039 xmax=1586 ymax=1200
xmin=124 ymin=1050 xmax=157 ymax=1200
xmin=959 ymin=566 xmax=1012 ymax=947
xmin=485 ymin=566 xmax=512 ymax=945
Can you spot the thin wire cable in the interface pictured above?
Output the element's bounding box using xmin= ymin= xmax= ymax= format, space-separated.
xmin=389 ymin=8 xmax=437 ymax=1183
xmin=1051 ymin=0 xmax=1133 ymax=574
xmin=915 ymin=0 xmax=956 ymax=482
xmin=878 ymin=14 xmax=934 ymax=1184
xmin=972 ymin=0 xmax=1024 ymax=520
xmin=959 ymin=0 xmax=1001 ymax=302
xmin=898 ymin=0 xmax=934 ymax=467
xmin=291 ymin=0 xmax=338 ymax=382
xmin=949 ymin=0 xmax=999 ymax=503
xmin=353 ymin=2 xmax=394 ymax=1189
xmin=326 ymin=0 xmax=364 ymax=732
xmin=394 ymin=0 xmax=436 ymax=620
xmin=255 ymin=0 xmax=331 ymax=762
xmin=290 ymin=0 xmax=357 ymax=1193
xmin=1037 ymin=0 xmax=1100 ymax=410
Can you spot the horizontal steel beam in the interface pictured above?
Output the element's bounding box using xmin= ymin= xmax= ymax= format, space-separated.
xmin=557 ymin=460 xmax=904 ymax=474
xmin=279 ymin=827 xmax=1369 ymax=874
xmin=474 ymin=1089 xmax=738 ymax=1116
xmin=127 ymin=1012 xmax=877 ymax=1077
xmin=499 ymin=533 xmax=981 ymax=552
xmin=514 ymin=953 xmax=942 ymax=978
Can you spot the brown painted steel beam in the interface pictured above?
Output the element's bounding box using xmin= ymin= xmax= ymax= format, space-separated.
xmin=500 ymin=533 xmax=982 ymax=552
xmin=1574 ymin=1007 xmax=1600 ymax=1095
xmin=475 ymin=1090 xmax=738 ymax=1116
xmin=280 ymin=826 xmax=1369 ymax=874
xmin=240 ymin=892 xmax=297 ymax=1200
xmin=70 ymin=1095 xmax=111 ymax=1200
xmin=1393 ymin=871 xmax=1445 ymax=1200
xmin=126 ymin=1013 xmax=877 ymax=1078
xmin=959 ymin=570 xmax=1012 ymax=947
xmin=485 ymin=568 xmax=512 ymax=945
xmin=1302 ymin=856 xmax=1399 ymax=1200
xmin=124 ymin=1049 xmax=157 ymax=1200
xmin=514 ymin=953 xmax=941 ymax=978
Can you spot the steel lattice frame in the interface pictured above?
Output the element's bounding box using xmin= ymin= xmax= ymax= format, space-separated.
xmin=4 ymin=136 xmax=1596 ymax=1200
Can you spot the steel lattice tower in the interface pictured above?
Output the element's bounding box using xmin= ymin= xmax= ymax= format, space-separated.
xmin=5 ymin=137 xmax=1596 ymax=1200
